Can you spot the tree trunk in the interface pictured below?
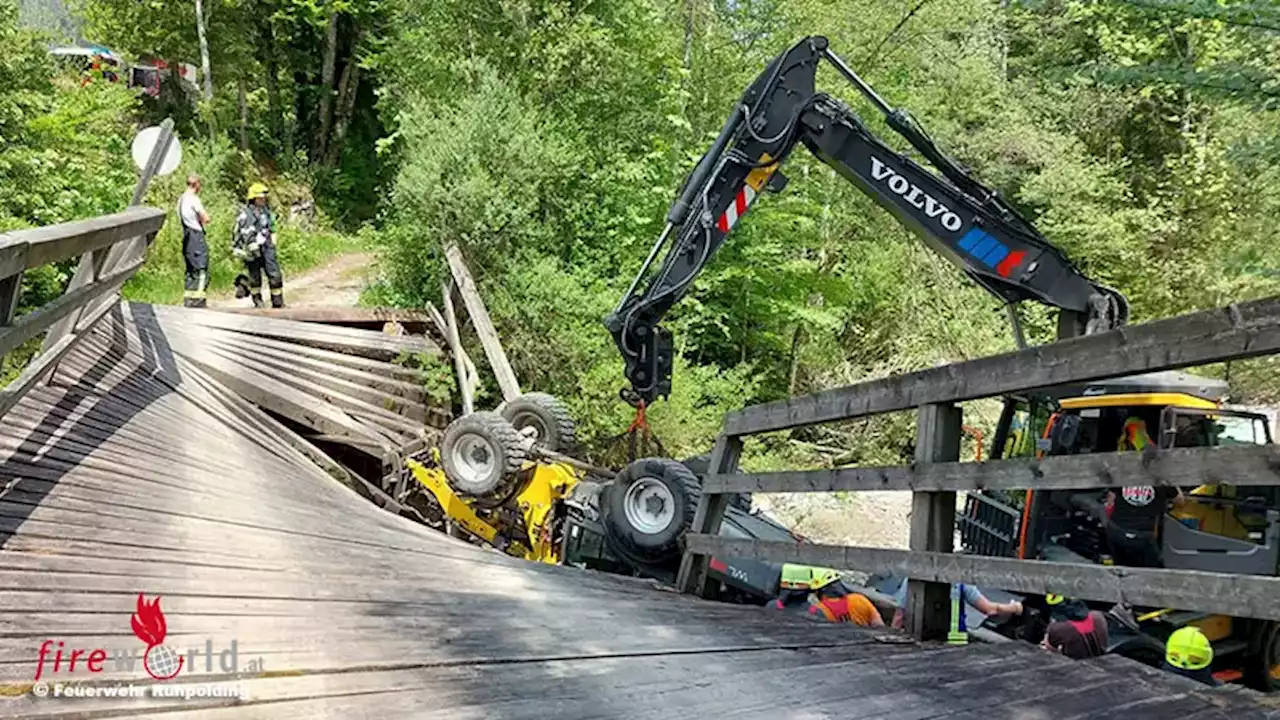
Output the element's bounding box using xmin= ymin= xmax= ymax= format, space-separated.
xmin=194 ymin=0 xmax=213 ymax=100
xmin=325 ymin=56 xmax=360 ymax=168
xmin=236 ymin=77 xmax=248 ymax=149
xmin=313 ymin=9 xmax=340 ymax=164
xmin=259 ymin=13 xmax=287 ymax=159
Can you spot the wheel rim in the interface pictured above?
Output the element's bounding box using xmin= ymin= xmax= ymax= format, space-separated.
xmin=509 ymin=411 xmax=550 ymax=443
xmin=623 ymin=477 xmax=675 ymax=535
xmin=450 ymin=432 xmax=498 ymax=491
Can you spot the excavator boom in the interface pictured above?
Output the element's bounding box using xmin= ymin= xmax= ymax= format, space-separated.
xmin=606 ymin=36 xmax=1129 ymax=404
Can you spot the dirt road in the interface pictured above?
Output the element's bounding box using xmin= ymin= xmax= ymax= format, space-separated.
xmin=209 ymin=252 xmax=373 ymax=309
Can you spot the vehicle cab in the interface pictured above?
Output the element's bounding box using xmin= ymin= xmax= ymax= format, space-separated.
xmin=958 ymin=371 xmax=1280 ymax=689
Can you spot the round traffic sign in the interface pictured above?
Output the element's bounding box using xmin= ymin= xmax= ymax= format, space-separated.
xmin=131 ymin=126 xmax=183 ymax=176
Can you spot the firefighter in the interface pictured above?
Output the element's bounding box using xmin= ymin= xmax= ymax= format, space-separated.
xmin=177 ymin=174 xmax=210 ymax=308
xmin=771 ymin=564 xmax=818 ymax=613
xmin=769 ymin=565 xmax=884 ymax=626
xmin=1040 ymin=593 xmax=1108 ymax=660
xmin=1162 ymin=626 xmax=1218 ymax=686
xmin=1105 ymin=417 xmax=1184 ymax=568
xmin=232 ymin=183 xmax=285 ymax=308
xmin=803 ymin=567 xmax=884 ymax=627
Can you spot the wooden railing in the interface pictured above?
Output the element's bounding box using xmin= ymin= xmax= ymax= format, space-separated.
xmin=0 ymin=206 xmax=166 ymax=416
xmin=676 ymin=295 xmax=1280 ymax=638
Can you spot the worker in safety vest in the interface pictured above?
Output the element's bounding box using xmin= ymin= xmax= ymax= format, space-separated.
xmin=1040 ymin=593 xmax=1108 ymax=659
xmin=770 ymin=564 xmax=884 ymax=627
xmin=1104 ymin=417 xmax=1184 ymax=568
xmin=1162 ymin=626 xmax=1218 ymax=686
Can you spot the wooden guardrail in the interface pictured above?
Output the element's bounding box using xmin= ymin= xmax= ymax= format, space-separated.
xmin=676 ymin=294 xmax=1280 ymax=638
xmin=0 ymin=206 xmax=166 ymax=416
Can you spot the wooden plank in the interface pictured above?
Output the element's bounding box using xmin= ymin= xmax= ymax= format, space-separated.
xmin=701 ymin=439 xmax=1280 ymax=494
xmin=217 ymin=343 xmax=428 ymax=422
xmin=148 ymin=303 xmax=438 ymax=359
xmin=684 ymin=535 xmax=1280 ymax=621
xmin=0 ymin=206 xmax=164 ymax=272
xmin=0 ymin=259 xmax=139 ymax=357
xmin=441 ymin=280 xmax=473 ymax=414
xmin=214 ymin=306 xmax=433 ymax=326
xmin=199 ymin=327 xmax=427 ymax=384
xmin=906 ymin=403 xmax=960 ymax=641
xmin=0 ymin=299 xmax=119 ymax=417
xmin=723 ymin=293 xmax=1280 ymax=436
xmin=199 ymin=343 xmax=425 ymax=436
xmin=167 ymin=339 xmax=399 ymax=457
xmin=443 ymin=243 xmax=520 ymax=401
xmin=425 ymin=300 xmax=479 ymax=393
xmin=676 ymin=434 xmax=741 ymax=596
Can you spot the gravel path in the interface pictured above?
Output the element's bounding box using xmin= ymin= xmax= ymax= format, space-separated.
xmin=209 ymin=252 xmax=374 ymax=309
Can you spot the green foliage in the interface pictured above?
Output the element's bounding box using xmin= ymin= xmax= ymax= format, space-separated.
xmin=0 ymin=3 xmax=138 ymax=226
xmin=366 ymin=0 xmax=1280 ymax=471
xmin=15 ymin=0 xmax=1280 ymax=472
xmin=393 ymin=350 xmax=453 ymax=406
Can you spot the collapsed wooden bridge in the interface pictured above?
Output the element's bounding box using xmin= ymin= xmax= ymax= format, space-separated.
xmin=0 ymin=207 xmax=1279 ymax=718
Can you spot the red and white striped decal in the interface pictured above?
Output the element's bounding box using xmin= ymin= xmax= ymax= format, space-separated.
xmin=715 ymin=184 xmax=759 ymax=234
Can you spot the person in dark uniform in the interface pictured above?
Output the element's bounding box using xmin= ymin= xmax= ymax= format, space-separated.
xmin=1105 ymin=417 xmax=1184 ymax=567
xmin=1040 ymin=594 xmax=1108 ymax=660
xmin=232 ymin=183 xmax=285 ymax=308
xmin=176 ymin=174 xmax=210 ymax=308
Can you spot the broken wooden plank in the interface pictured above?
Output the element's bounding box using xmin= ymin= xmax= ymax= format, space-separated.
xmin=147 ymin=303 xmax=438 ymax=359
xmin=440 ymin=279 xmax=473 ymax=414
xmin=444 ymin=243 xmax=520 ymax=401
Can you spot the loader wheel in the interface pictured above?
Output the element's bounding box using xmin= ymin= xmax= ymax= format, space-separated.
xmin=1250 ymin=620 xmax=1280 ymax=692
xmin=604 ymin=458 xmax=700 ymax=557
xmin=440 ymin=412 xmax=527 ymax=501
xmin=500 ymin=392 xmax=579 ymax=455
xmin=680 ymin=453 xmax=751 ymax=512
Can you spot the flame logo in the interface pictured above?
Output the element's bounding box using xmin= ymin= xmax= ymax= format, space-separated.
xmin=131 ymin=593 xmax=183 ymax=681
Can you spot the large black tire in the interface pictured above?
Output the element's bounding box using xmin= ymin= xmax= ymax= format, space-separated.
xmin=1248 ymin=620 xmax=1280 ymax=692
xmin=604 ymin=458 xmax=701 ymax=557
xmin=440 ymin=412 xmax=527 ymax=501
xmin=500 ymin=392 xmax=579 ymax=455
xmin=680 ymin=453 xmax=751 ymax=512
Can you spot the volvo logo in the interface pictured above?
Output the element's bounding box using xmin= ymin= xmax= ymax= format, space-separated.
xmin=870 ymin=156 xmax=963 ymax=232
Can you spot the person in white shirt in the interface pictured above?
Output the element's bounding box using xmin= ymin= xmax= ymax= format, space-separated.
xmin=177 ymin=174 xmax=211 ymax=307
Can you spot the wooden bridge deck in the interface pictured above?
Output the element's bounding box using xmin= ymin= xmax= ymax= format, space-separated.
xmin=0 ymin=304 xmax=1277 ymax=718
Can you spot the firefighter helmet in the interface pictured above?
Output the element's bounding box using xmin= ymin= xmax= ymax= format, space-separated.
xmin=1166 ymin=626 xmax=1214 ymax=671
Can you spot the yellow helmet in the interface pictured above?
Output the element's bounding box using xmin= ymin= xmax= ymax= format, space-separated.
xmin=1046 ymin=593 xmax=1065 ymax=605
xmin=779 ymin=564 xmax=842 ymax=591
xmin=811 ymin=568 xmax=842 ymax=591
xmin=779 ymin=564 xmax=812 ymax=590
xmin=1166 ymin=627 xmax=1213 ymax=671
xmin=246 ymin=182 xmax=268 ymax=200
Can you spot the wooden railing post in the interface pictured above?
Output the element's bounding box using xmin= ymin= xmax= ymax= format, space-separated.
xmin=906 ymin=402 xmax=962 ymax=641
xmin=676 ymin=433 xmax=742 ymax=596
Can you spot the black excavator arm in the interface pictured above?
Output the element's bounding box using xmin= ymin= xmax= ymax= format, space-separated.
xmin=605 ymin=36 xmax=1130 ymax=405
